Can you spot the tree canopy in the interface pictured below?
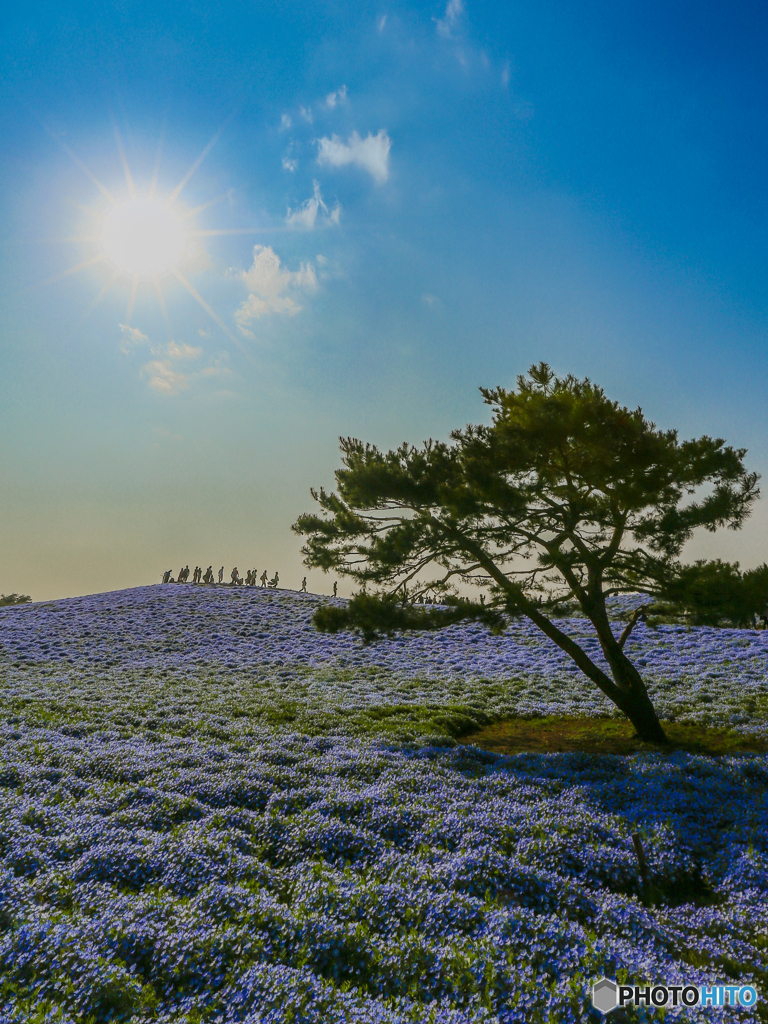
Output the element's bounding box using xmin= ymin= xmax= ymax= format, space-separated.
xmin=293 ymin=363 xmax=760 ymax=742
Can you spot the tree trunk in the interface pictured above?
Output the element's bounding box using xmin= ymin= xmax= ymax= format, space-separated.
xmin=512 ymin=595 xmax=667 ymax=742
xmin=452 ymin=537 xmax=668 ymax=743
xmin=588 ymin=604 xmax=667 ymax=744
xmin=604 ymin=660 xmax=667 ymax=743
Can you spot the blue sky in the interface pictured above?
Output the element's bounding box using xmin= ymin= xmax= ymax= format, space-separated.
xmin=1 ymin=0 xmax=767 ymax=599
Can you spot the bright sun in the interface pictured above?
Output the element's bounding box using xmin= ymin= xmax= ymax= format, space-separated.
xmin=100 ymin=197 xmax=187 ymax=279
xmin=54 ymin=126 xmax=248 ymax=347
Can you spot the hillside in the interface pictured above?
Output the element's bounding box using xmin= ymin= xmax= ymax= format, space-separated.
xmin=0 ymin=585 xmax=766 ymax=1022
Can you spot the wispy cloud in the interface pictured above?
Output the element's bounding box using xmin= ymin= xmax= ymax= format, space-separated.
xmin=286 ymin=181 xmax=341 ymax=230
xmin=436 ymin=0 xmax=464 ymax=38
xmin=235 ymin=245 xmax=318 ymax=335
xmin=376 ymin=13 xmax=387 ymax=32
xmin=325 ymin=85 xmax=347 ymax=109
xmin=141 ymin=348 xmax=230 ymax=395
xmin=118 ymin=323 xmax=149 ymax=352
xmin=167 ymin=340 xmax=202 ymax=360
xmin=121 ymin=327 xmax=229 ymax=396
xmin=282 ymin=156 xmax=298 ymax=172
xmin=317 ymin=130 xmax=391 ymax=185
xmin=142 ymin=360 xmax=190 ymax=394
xmin=280 ymin=113 xmax=292 ymax=130
xmin=286 ymin=182 xmax=324 ymax=230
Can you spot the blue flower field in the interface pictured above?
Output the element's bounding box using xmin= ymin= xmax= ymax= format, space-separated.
xmin=0 ymin=585 xmax=766 ymax=1022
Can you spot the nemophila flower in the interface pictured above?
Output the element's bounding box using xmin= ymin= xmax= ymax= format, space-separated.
xmin=0 ymin=585 xmax=765 ymax=1021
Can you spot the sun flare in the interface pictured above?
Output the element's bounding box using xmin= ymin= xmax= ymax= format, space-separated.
xmin=52 ymin=126 xmax=253 ymax=348
xmin=100 ymin=197 xmax=187 ymax=279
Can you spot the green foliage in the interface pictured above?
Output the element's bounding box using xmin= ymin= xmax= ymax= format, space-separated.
xmin=657 ymin=559 xmax=768 ymax=628
xmin=0 ymin=594 xmax=31 ymax=607
xmin=313 ymin=592 xmax=506 ymax=642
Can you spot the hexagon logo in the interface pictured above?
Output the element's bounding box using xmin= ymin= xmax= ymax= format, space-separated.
xmin=592 ymin=977 xmax=618 ymax=1014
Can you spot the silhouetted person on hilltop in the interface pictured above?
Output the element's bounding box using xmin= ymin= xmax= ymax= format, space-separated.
xmin=268 ymin=571 xmax=279 ymax=588
xmin=333 ymin=581 xmax=337 ymax=597
xmin=260 ymin=571 xmax=268 ymax=587
xmin=231 ymin=567 xmax=239 ymax=585
xmin=218 ymin=567 xmax=224 ymax=584
xmin=162 ymin=570 xmax=172 ymax=584
xmin=203 ymin=566 xmax=214 ymax=584
xmin=300 ymin=577 xmax=307 ymax=593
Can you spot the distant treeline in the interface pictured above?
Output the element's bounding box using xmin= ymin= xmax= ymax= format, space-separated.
xmin=0 ymin=594 xmax=31 ymax=607
xmin=653 ymin=560 xmax=768 ymax=629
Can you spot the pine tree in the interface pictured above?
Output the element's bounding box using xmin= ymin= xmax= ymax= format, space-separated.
xmin=293 ymin=364 xmax=759 ymax=742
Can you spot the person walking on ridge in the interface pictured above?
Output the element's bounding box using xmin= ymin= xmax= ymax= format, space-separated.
xmin=300 ymin=577 xmax=307 ymax=593
xmin=260 ymin=570 xmax=268 ymax=587
xmin=218 ymin=567 xmax=224 ymax=584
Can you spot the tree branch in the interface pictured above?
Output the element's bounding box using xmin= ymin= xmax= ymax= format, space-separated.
xmin=617 ymin=605 xmax=650 ymax=649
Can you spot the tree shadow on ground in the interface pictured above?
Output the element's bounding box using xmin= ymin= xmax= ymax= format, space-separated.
xmin=456 ymin=716 xmax=767 ymax=756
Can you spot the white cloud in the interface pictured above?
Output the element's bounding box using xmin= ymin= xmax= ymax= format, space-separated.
xmin=286 ymin=181 xmax=325 ymax=230
xmin=282 ymin=156 xmax=298 ymax=172
xmin=422 ymin=293 xmax=440 ymax=307
xmin=280 ymin=113 xmax=292 ymax=130
xmin=377 ymin=13 xmax=387 ymax=32
xmin=436 ymin=0 xmax=464 ymax=38
xmin=143 ymin=360 xmax=189 ymax=394
xmin=300 ymin=106 xmax=313 ymax=123
xmin=118 ymin=323 xmax=148 ymax=352
xmin=239 ymin=246 xmax=317 ymax=297
xmin=235 ymin=245 xmax=319 ymax=333
xmin=501 ymin=62 xmax=510 ymax=87
xmin=285 ymin=181 xmax=341 ymax=230
xmin=317 ymin=130 xmax=391 ymax=185
xmin=127 ymin=331 xmax=229 ymax=396
xmin=325 ymin=85 xmax=347 ymax=109
xmin=167 ymin=340 xmax=202 ymax=360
